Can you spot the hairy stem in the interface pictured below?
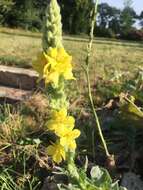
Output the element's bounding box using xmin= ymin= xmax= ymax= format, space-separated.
xmin=67 ymin=152 xmax=86 ymax=190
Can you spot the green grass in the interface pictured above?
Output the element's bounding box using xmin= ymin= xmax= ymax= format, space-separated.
xmin=0 ymin=27 xmax=143 ymax=87
xmin=3 ymin=28 xmax=143 ymax=105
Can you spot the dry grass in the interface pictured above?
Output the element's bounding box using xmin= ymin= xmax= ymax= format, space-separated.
xmin=0 ymin=112 xmax=24 ymax=143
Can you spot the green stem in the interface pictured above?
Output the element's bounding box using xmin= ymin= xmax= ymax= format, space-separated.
xmin=85 ymin=0 xmax=110 ymax=157
xmin=85 ymin=69 xmax=110 ymax=157
xmin=67 ymin=152 xmax=86 ymax=190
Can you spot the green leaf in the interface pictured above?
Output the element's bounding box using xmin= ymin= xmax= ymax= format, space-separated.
xmin=90 ymin=166 xmax=104 ymax=180
xmin=90 ymin=166 xmax=112 ymax=189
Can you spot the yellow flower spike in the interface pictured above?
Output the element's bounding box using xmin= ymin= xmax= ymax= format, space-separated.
xmin=59 ymin=129 xmax=81 ymax=151
xmin=47 ymin=108 xmax=75 ymax=134
xmin=47 ymin=142 xmax=66 ymax=164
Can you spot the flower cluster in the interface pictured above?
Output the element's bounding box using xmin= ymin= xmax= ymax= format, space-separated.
xmin=47 ymin=108 xmax=80 ymax=164
xmin=33 ymin=48 xmax=75 ymax=87
xmin=33 ymin=47 xmax=79 ymax=164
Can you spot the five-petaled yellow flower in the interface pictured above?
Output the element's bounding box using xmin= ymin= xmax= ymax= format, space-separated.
xmin=43 ymin=48 xmax=75 ymax=86
xmin=47 ymin=141 xmax=66 ymax=164
xmin=47 ymin=108 xmax=75 ymax=134
xmin=47 ymin=108 xmax=80 ymax=151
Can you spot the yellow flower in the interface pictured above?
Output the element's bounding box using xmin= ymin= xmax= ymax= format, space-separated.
xmin=47 ymin=142 xmax=66 ymax=164
xmin=47 ymin=108 xmax=75 ymax=134
xmin=59 ymin=128 xmax=80 ymax=150
xmin=47 ymin=108 xmax=80 ymax=150
xmin=43 ymin=48 xmax=75 ymax=86
xmin=32 ymin=52 xmax=47 ymax=76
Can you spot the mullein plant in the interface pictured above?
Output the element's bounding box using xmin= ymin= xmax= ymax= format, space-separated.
xmin=33 ymin=0 xmax=127 ymax=189
xmin=33 ymin=0 xmax=80 ymax=179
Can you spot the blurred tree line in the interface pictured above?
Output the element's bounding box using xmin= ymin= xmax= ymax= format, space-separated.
xmin=0 ymin=0 xmax=143 ymax=40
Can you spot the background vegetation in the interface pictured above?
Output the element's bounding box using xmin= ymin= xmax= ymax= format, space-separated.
xmin=0 ymin=0 xmax=143 ymax=41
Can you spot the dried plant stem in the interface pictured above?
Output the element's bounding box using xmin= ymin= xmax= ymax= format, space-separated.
xmin=85 ymin=0 xmax=110 ymax=157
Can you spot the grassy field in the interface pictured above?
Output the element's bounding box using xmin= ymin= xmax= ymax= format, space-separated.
xmin=0 ymin=27 xmax=143 ymax=80
xmin=0 ymin=27 xmax=143 ymax=100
